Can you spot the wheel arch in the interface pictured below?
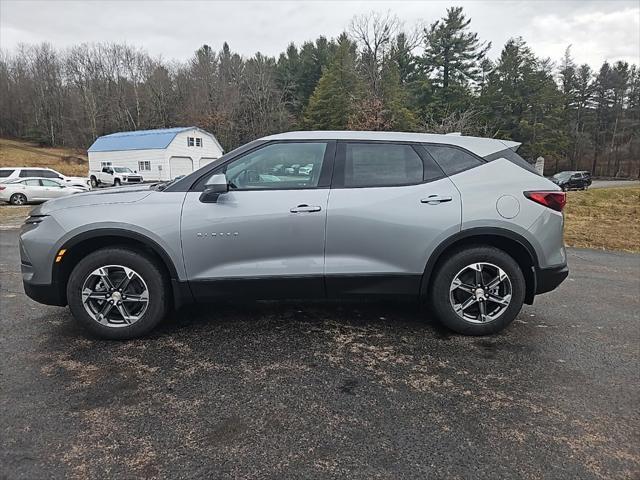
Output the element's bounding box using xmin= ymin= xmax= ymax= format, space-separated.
xmin=53 ymin=228 xmax=190 ymax=308
xmin=420 ymin=227 xmax=539 ymax=304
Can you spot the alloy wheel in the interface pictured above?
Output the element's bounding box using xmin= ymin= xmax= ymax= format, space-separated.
xmin=81 ymin=265 xmax=149 ymax=327
xmin=11 ymin=194 xmax=26 ymax=205
xmin=449 ymin=262 xmax=512 ymax=324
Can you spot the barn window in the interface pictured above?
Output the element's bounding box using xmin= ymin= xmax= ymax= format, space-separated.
xmin=138 ymin=161 xmax=151 ymax=171
xmin=187 ymin=137 xmax=195 ymax=147
xmin=195 ymin=137 xmax=203 ymax=147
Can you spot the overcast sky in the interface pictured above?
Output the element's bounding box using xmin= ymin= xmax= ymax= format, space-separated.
xmin=1 ymin=0 xmax=638 ymax=68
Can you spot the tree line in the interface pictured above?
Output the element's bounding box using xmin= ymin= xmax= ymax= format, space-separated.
xmin=0 ymin=8 xmax=638 ymax=177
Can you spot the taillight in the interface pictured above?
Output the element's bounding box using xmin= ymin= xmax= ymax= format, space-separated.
xmin=0 ymin=186 xmax=5 ymax=191
xmin=524 ymin=191 xmax=566 ymax=212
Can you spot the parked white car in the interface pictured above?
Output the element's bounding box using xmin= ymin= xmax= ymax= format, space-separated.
xmin=298 ymin=163 xmax=315 ymax=176
xmin=0 ymin=167 xmax=90 ymax=189
xmin=89 ymin=166 xmax=144 ymax=188
xmin=0 ymin=178 xmax=88 ymax=205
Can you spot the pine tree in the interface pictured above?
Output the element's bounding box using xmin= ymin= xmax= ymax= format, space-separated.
xmin=303 ymin=34 xmax=361 ymax=129
xmin=481 ymin=38 xmax=566 ymax=165
xmin=422 ymin=7 xmax=490 ymax=93
xmin=419 ymin=7 xmax=489 ymax=121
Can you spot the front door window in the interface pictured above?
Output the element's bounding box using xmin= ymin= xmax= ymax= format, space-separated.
xmin=219 ymin=142 xmax=327 ymax=190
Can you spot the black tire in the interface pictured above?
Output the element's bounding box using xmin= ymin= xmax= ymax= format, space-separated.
xmin=90 ymin=176 xmax=98 ymax=188
xmin=429 ymin=245 xmax=526 ymax=336
xmin=66 ymin=247 xmax=170 ymax=339
xmin=114 ymin=178 xmax=121 ymax=186
xmin=10 ymin=193 xmax=27 ymax=205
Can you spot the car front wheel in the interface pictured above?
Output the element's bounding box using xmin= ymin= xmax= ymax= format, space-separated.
xmin=66 ymin=248 xmax=170 ymax=339
xmin=430 ymin=246 xmax=526 ymax=335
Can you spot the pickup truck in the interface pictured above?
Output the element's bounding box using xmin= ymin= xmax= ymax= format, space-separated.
xmin=89 ymin=166 xmax=144 ymax=188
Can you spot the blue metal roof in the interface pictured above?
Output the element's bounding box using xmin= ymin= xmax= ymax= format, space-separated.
xmin=88 ymin=127 xmax=195 ymax=152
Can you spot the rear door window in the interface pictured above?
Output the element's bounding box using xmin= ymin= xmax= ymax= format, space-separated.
xmin=19 ymin=169 xmax=41 ymax=177
xmin=39 ymin=170 xmax=59 ymax=178
xmin=423 ymin=145 xmax=484 ymax=176
xmin=340 ymin=143 xmax=424 ymax=188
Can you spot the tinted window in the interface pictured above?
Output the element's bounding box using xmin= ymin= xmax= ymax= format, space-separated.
xmin=484 ymin=148 xmax=539 ymax=175
xmin=343 ymin=143 xmax=423 ymax=187
xmin=424 ymin=145 xmax=483 ymax=176
xmin=19 ymin=169 xmax=42 ymax=177
xmin=39 ymin=170 xmax=59 ymax=178
xmin=0 ymin=169 xmax=14 ymax=178
xmin=217 ymin=142 xmax=327 ymax=190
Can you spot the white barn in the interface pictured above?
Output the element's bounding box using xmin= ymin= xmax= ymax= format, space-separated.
xmin=88 ymin=127 xmax=224 ymax=181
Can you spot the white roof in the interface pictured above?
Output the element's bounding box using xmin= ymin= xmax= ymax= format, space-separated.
xmin=262 ymin=131 xmax=520 ymax=157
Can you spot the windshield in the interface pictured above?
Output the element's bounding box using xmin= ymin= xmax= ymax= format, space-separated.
xmin=552 ymin=172 xmax=572 ymax=180
xmin=114 ymin=167 xmax=133 ymax=173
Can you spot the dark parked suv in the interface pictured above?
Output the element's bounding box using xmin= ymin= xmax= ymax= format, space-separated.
xmin=550 ymin=171 xmax=592 ymax=191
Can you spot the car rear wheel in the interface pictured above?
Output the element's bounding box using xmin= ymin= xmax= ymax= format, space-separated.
xmin=10 ymin=193 xmax=27 ymax=205
xmin=429 ymin=246 xmax=526 ymax=335
xmin=66 ymin=248 xmax=170 ymax=339
xmin=90 ymin=176 xmax=98 ymax=188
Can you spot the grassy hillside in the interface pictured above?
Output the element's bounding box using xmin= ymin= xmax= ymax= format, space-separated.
xmin=0 ymin=138 xmax=88 ymax=176
xmin=564 ymin=186 xmax=640 ymax=253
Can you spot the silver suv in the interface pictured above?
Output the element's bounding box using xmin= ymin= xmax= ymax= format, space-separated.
xmin=19 ymin=131 xmax=568 ymax=339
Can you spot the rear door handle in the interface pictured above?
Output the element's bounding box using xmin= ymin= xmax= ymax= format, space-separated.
xmin=421 ymin=195 xmax=452 ymax=205
xmin=290 ymin=204 xmax=322 ymax=213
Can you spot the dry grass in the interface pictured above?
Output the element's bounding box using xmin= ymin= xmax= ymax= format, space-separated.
xmin=0 ymin=138 xmax=88 ymax=176
xmin=0 ymin=205 xmax=31 ymax=224
xmin=564 ymin=186 xmax=640 ymax=253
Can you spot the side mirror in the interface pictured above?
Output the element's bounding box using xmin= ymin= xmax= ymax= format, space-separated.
xmin=199 ymin=174 xmax=229 ymax=203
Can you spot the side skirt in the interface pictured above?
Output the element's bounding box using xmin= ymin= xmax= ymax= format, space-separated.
xmin=188 ymin=274 xmax=422 ymax=302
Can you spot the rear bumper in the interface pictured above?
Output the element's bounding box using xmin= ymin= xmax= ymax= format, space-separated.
xmin=535 ymin=264 xmax=569 ymax=295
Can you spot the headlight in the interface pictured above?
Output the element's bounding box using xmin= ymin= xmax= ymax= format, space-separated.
xmin=22 ymin=214 xmax=48 ymax=233
xmin=25 ymin=214 xmax=48 ymax=225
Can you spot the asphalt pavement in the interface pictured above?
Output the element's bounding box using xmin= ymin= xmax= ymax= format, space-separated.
xmin=1 ymin=229 xmax=638 ymax=479
xmin=590 ymin=179 xmax=640 ymax=189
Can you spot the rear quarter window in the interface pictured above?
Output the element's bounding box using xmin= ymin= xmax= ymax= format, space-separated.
xmin=0 ymin=169 xmax=15 ymax=178
xmin=422 ymin=145 xmax=484 ymax=176
xmin=483 ymin=148 xmax=539 ymax=175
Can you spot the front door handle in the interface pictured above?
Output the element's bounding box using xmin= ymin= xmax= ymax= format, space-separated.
xmin=290 ymin=204 xmax=322 ymax=213
xmin=421 ymin=195 xmax=453 ymax=205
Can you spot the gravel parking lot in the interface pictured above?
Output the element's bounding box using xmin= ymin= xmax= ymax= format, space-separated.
xmin=1 ymin=229 xmax=639 ymax=479
xmin=590 ymin=179 xmax=640 ymax=189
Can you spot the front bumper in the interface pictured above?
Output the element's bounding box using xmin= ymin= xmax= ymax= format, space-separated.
xmin=22 ymin=275 xmax=66 ymax=306
xmin=535 ymin=264 xmax=569 ymax=295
